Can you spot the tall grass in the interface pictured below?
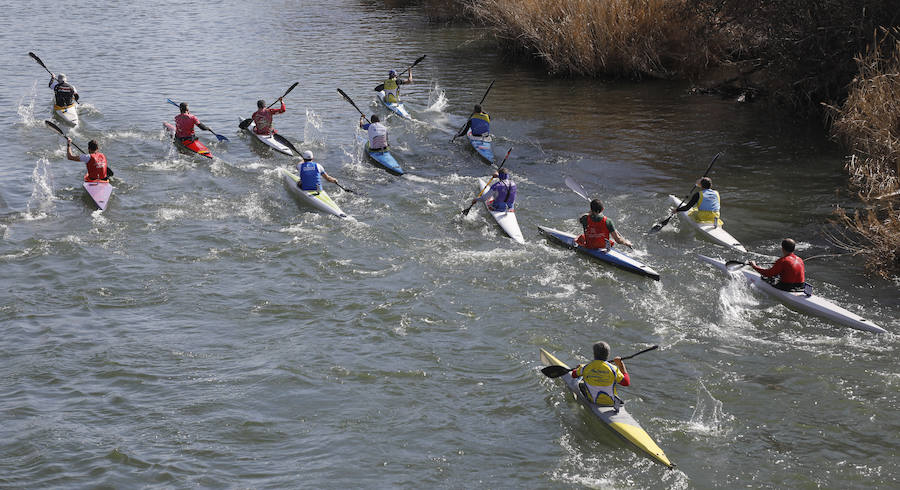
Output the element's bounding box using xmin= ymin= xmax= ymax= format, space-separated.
xmin=827 ymin=27 xmax=900 ymax=276
xmin=468 ymin=0 xmax=721 ymax=78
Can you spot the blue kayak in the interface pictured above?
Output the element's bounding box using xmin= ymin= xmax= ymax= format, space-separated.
xmin=467 ymin=131 xmax=494 ymax=164
xmin=366 ymin=143 xmax=404 ymax=175
xmin=377 ymin=91 xmax=411 ymax=120
xmin=538 ymin=226 xmax=660 ymax=281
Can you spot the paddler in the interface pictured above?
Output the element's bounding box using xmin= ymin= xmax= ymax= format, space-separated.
xmin=571 ymin=341 xmax=630 ymax=407
xmin=471 ymin=169 xmax=516 ymax=212
xmin=455 ymin=104 xmax=490 ymax=138
xmin=672 ymin=177 xmax=722 ymax=225
xmin=173 ymin=102 xmax=210 ymax=143
xmin=251 ymin=97 xmax=286 ymax=135
xmin=379 ymin=69 xmax=413 ymax=103
xmin=66 ymin=137 xmax=112 ymax=181
xmin=297 ymin=151 xmax=339 ymax=192
xmin=359 ymin=114 xmax=388 ymax=151
xmin=49 ymin=73 xmax=79 ymax=107
xmin=749 ymin=238 xmax=806 ymax=291
xmin=576 ymin=199 xmax=633 ymax=249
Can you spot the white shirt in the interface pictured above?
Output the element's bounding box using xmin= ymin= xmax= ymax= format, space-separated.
xmin=367 ymin=122 xmax=388 ymax=149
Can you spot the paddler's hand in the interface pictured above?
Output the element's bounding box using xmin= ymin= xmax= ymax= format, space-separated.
xmin=748 ymin=260 xmax=757 ymax=268
xmin=66 ymin=137 xmax=72 ymax=145
xmin=621 ymin=239 xmax=633 ymax=248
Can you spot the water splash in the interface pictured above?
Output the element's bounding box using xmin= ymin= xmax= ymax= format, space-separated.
xmin=425 ymin=82 xmax=448 ymax=113
xmin=17 ymin=82 xmax=38 ymax=127
xmin=686 ymin=380 xmax=733 ymax=437
xmin=26 ymin=158 xmax=55 ymax=220
xmin=303 ymin=108 xmax=325 ymax=148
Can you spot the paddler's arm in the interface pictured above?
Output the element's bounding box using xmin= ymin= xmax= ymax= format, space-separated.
xmin=674 ymin=193 xmax=699 ymax=213
xmin=749 ymin=258 xmax=781 ymax=277
xmin=197 ymin=122 xmax=210 ymax=132
xmin=613 ymin=357 xmax=630 ymax=386
xmin=611 ymin=230 xmax=633 ymax=248
xmin=571 ymin=364 xmax=584 ymax=378
xmin=65 ymin=138 xmax=80 ymax=161
xmin=321 ymin=171 xmax=338 ymax=185
xmin=274 ymin=98 xmax=286 ymax=113
xmin=456 ymin=119 xmax=472 ymax=138
xmin=359 ymin=115 xmax=369 ymax=129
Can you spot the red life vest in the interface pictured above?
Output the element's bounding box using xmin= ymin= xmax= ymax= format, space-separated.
xmin=580 ymin=215 xmax=613 ymax=249
xmin=778 ymin=254 xmax=805 ymax=283
xmin=84 ymin=152 xmax=108 ymax=181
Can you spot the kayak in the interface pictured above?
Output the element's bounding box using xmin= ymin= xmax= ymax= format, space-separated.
xmin=668 ymin=195 xmax=746 ymax=252
xmin=698 ymin=254 xmax=886 ymax=333
xmin=82 ymin=180 xmax=112 ymax=211
xmin=365 ymin=142 xmax=404 ymax=175
xmin=241 ymin=119 xmax=297 ymax=156
xmin=163 ymin=122 xmax=212 ymax=159
xmin=467 ymin=131 xmax=494 ymax=164
xmin=53 ymin=103 xmax=78 ymax=127
xmin=476 ymin=177 xmax=524 ymax=244
xmin=538 ymin=226 xmax=660 ymax=281
xmin=539 ymin=348 xmax=675 ymax=469
xmin=279 ymin=168 xmax=348 ymax=218
xmin=376 ymin=91 xmax=411 ymax=120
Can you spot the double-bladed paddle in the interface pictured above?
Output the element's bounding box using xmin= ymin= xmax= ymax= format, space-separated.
xmin=165 ymin=99 xmax=229 ymax=141
xmin=461 ymin=147 xmax=512 ymax=216
xmin=541 ymin=345 xmax=659 ymax=378
xmin=45 ymin=119 xmax=84 ymax=153
xmin=374 ymin=55 xmax=426 ymax=91
xmin=337 ymin=88 xmax=369 ymax=123
xmin=239 ymin=82 xmax=299 ymax=130
xmin=451 ymin=80 xmax=495 ymax=142
xmin=564 ymin=176 xmax=590 ymax=201
xmin=649 ymin=152 xmax=721 ymax=233
xmin=29 ymin=51 xmax=54 ymax=77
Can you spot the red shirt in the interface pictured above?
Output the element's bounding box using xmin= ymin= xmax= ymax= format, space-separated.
xmin=755 ymin=253 xmax=805 ymax=283
xmin=174 ymin=113 xmax=201 ymax=138
xmin=79 ymin=152 xmax=108 ymax=181
xmin=252 ymin=101 xmax=286 ymax=135
xmin=576 ymin=215 xmax=612 ymax=248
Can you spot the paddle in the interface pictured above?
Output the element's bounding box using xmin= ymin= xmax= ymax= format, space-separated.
xmin=29 ymin=51 xmax=54 ymax=77
xmin=273 ymin=134 xmax=302 ymax=156
xmin=461 ymin=147 xmax=512 ymax=216
xmin=334 ymin=181 xmax=359 ymax=195
xmin=45 ymin=119 xmax=84 ymax=153
xmin=239 ymin=82 xmax=299 ymax=130
xmin=374 ymin=55 xmax=426 ymax=91
xmin=451 ymin=80 xmax=495 ymax=142
xmin=165 ymin=99 xmax=229 ymax=141
xmin=649 ymin=152 xmax=721 ymax=234
xmin=564 ymin=176 xmax=590 ymax=201
xmin=541 ymin=345 xmax=659 ymax=378
xmin=337 ymin=88 xmax=369 ymax=123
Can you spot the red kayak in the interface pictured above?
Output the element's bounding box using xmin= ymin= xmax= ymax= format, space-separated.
xmin=163 ymin=122 xmax=212 ymax=159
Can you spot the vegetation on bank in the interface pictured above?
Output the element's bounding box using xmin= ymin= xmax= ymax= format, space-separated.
xmin=418 ymin=0 xmax=899 ymax=275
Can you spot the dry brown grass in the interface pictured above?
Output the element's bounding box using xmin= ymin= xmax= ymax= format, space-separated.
xmin=826 ymin=27 xmax=900 ymax=276
xmin=468 ymin=0 xmax=721 ymax=78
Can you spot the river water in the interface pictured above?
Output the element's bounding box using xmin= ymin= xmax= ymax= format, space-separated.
xmin=1 ymin=1 xmax=897 ymax=488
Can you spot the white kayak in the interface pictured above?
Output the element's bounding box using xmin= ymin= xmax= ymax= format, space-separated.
xmin=475 ymin=177 xmax=524 ymax=244
xmin=54 ymin=103 xmax=78 ymax=126
xmin=376 ymin=91 xmax=411 ymax=119
xmin=82 ymin=180 xmax=112 ymax=211
xmin=540 ymin=348 xmax=675 ymax=469
xmin=241 ymin=119 xmax=297 ymax=156
xmin=698 ymin=254 xmax=886 ymax=333
xmin=669 ymin=195 xmax=745 ymax=252
xmin=279 ymin=168 xmax=347 ymax=218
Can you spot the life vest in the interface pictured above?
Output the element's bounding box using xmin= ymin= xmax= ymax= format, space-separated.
xmin=367 ymin=122 xmax=388 ymax=149
xmin=84 ymin=152 xmax=108 ymax=181
xmin=582 ymin=214 xmax=612 ymax=249
xmin=54 ymin=82 xmax=76 ymax=106
xmin=492 ymin=178 xmax=516 ymax=206
xmin=693 ymin=189 xmax=721 ymax=223
xmin=174 ymin=113 xmax=198 ymax=139
xmin=470 ymin=112 xmax=490 ymax=136
xmin=576 ymin=360 xmax=623 ymax=406
xmin=383 ymin=78 xmax=399 ymax=102
xmin=298 ymin=161 xmax=321 ymax=191
xmin=778 ymin=254 xmax=805 ymax=284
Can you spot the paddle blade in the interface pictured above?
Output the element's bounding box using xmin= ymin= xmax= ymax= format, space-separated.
xmin=238 ymin=118 xmax=252 ymax=130
xmin=648 ymin=214 xmax=673 ymax=234
xmin=374 ymin=83 xmax=385 ymax=92
xmin=214 ymin=133 xmax=229 ymax=142
xmin=44 ymin=119 xmax=64 ymax=135
xmin=564 ymin=176 xmax=590 ymax=201
xmin=282 ymin=81 xmax=299 ymax=98
xmin=725 ymin=260 xmax=747 ymax=271
xmin=541 ymin=365 xmax=571 ymax=378
xmin=166 ymin=98 xmax=180 ymax=108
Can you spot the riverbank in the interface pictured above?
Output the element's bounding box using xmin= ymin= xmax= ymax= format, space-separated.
xmin=424 ymin=0 xmax=900 ymax=276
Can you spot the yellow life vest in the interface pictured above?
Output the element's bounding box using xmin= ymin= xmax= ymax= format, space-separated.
xmin=576 ymin=360 xmax=624 ymax=406
xmin=472 ymin=112 xmax=490 ymax=123
xmin=691 ymin=189 xmax=722 ymax=224
xmin=383 ymin=78 xmax=399 ymax=102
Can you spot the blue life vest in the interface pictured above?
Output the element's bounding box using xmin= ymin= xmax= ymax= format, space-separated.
xmin=493 ymin=178 xmax=516 ymax=207
xmin=298 ymin=161 xmax=321 ymax=191
xmin=470 ymin=112 xmax=490 ymax=136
